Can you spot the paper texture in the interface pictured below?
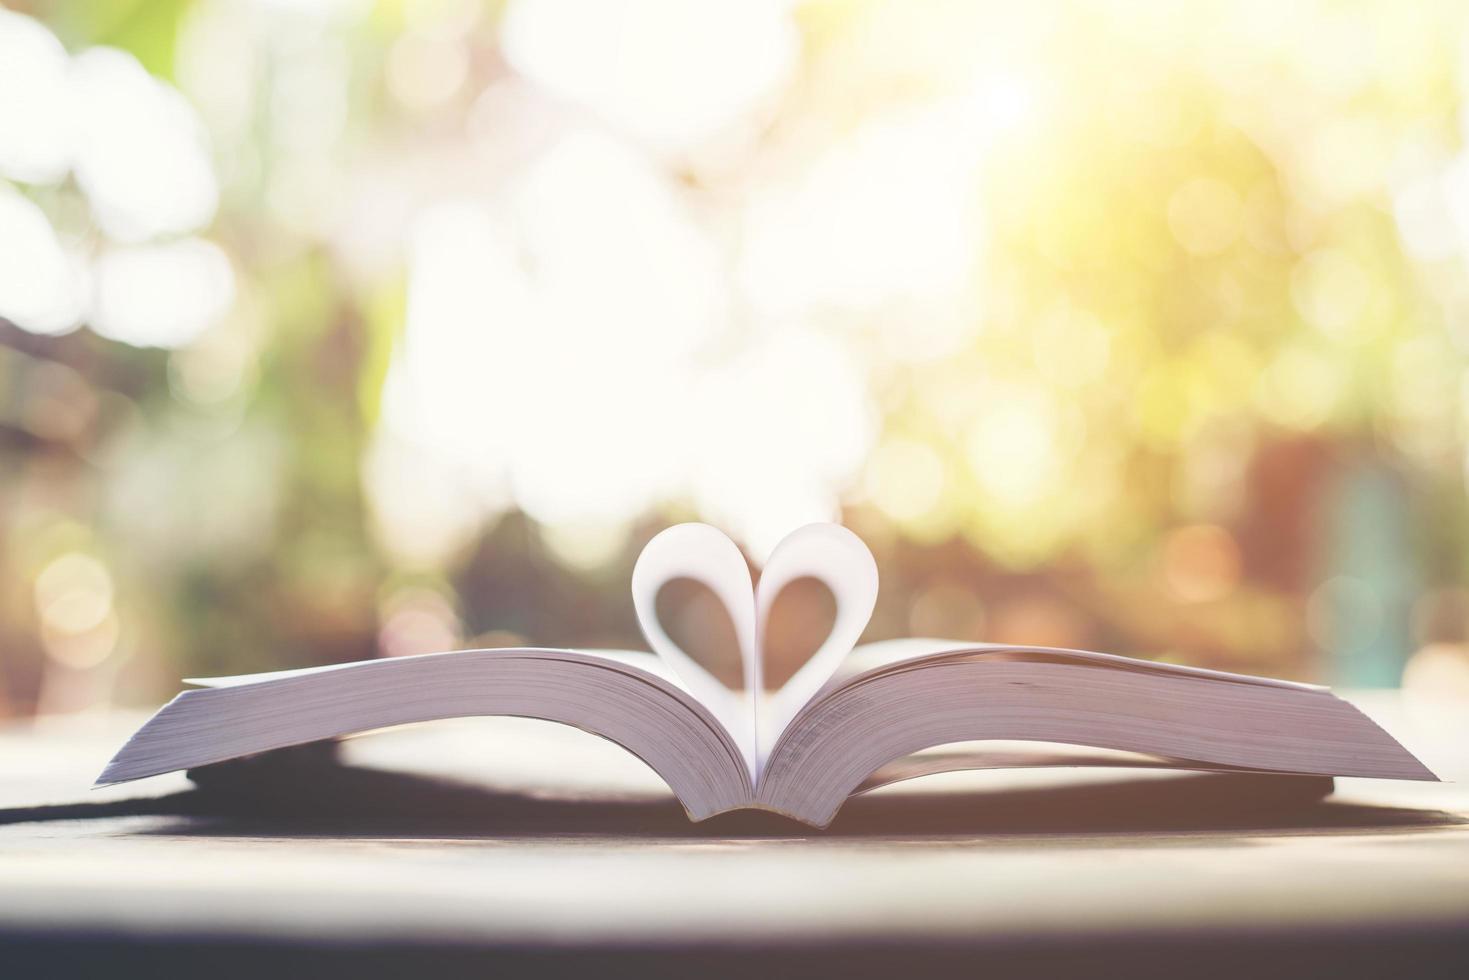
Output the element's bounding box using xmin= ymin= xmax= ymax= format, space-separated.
xmin=632 ymin=522 xmax=877 ymax=778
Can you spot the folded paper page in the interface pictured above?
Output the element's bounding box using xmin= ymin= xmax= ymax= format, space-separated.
xmin=630 ymin=522 xmax=760 ymax=776
xmin=631 ymin=522 xmax=878 ymax=779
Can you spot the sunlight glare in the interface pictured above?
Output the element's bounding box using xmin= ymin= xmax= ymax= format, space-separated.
xmin=0 ymin=11 xmax=72 ymax=184
xmin=71 ymin=47 xmax=219 ymax=243
xmin=500 ymin=0 xmax=797 ymax=157
xmin=0 ymin=186 xmax=87 ymax=335
xmin=91 ymin=239 xmax=236 ymax=349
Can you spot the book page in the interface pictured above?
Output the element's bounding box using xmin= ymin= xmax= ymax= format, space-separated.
xmin=186 ymin=648 xmax=678 ymax=688
xmin=632 ymin=522 xmax=879 ymax=779
xmin=835 ymin=638 xmax=1326 ymax=692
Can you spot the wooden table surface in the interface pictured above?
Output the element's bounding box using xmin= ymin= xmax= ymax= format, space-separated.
xmin=2 ymin=693 xmax=1468 ymax=978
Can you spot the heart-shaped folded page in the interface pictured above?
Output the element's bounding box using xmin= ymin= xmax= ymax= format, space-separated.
xmin=631 ymin=522 xmax=878 ymax=781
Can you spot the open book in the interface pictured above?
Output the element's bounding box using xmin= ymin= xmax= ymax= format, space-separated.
xmin=99 ymin=523 xmax=1436 ymax=827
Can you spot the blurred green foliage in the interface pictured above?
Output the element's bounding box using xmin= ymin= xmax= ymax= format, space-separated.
xmin=4 ymin=0 xmax=1469 ymax=715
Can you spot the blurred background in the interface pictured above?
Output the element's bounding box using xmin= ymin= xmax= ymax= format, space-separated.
xmin=5 ymin=0 xmax=1469 ymax=718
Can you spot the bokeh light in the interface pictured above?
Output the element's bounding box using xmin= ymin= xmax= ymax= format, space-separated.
xmin=5 ymin=0 xmax=1469 ymax=714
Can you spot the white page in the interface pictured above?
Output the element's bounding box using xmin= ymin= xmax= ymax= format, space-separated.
xmin=631 ymin=522 xmax=878 ymax=780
